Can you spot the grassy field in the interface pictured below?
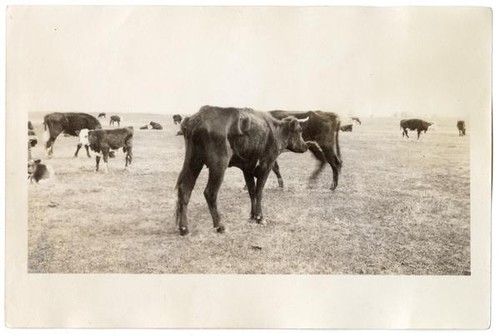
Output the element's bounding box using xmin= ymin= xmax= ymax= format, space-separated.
xmin=28 ymin=112 xmax=470 ymax=274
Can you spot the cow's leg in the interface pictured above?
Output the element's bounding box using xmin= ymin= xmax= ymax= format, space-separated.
xmin=125 ymin=146 xmax=133 ymax=167
xmin=176 ymin=150 xmax=204 ymax=236
xmin=308 ymin=143 xmax=327 ymax=185
xmin=74 ymin=143 xmax=82 ymax=157
xmin=95 ymin=154 xmax=101 ymax=172
xmin=243 ymin=170 xmax=257 ymax=220
xmin=417 ymin=130 xmax=421 ymax=140
xmin=85 ymin=145 xmax=91 ymax=158
xmin=322 ymin=147 xmax=342 ymax=191
xmin=101 ymin=147 xmax=110 ymax=173
xmin=403 ymin=129 xmax=409 ymax=138
xmin=204 ymin=161 xmax=228 ymax=233
xmin=253 ymin=164 xmax=273 ymax=224
xmin=45 ymin=136 xmax=57 ymax=158
xmin=272 ymin=162 xmax=284 ymax=188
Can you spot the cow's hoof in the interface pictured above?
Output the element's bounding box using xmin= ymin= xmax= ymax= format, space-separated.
xmin=277 ymin=178 xmax=284 ymax=188
xmin=179 ymin=227 xmax=189 ymax=236
xmin=248 ymin=217 xmax=257 ymax=223
xmin=330 ymin=184 xmax=338 ymax=191
xmin=256 ymin=217 xmax=267 ymax=225
xmin=215 ymin=226 xmax=225 ymax=233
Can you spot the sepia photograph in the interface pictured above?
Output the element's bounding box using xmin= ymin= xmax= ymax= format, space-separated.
xmin=5 ymin=4 xmax=492 ymax=329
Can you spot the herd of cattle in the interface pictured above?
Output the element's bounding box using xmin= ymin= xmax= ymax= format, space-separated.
xmin=27 ymin=107 xmax=467 ymax=235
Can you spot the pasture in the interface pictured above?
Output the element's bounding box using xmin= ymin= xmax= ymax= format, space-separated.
xmin=28 ymin=113 xmax=470 ymax=274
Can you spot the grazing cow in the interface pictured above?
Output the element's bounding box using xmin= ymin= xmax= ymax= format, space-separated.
xmin=109 ymin=115 xmax=122 ymax=126
xmin=173 ymin=114 xmax=183 ymax=125
xmin=457 ymin=120 xmax=466 ymax=136
xmin=98 ymin=113 xmax=106 ymax=119
xmin=176 ymin=105 xmax=309 ymax=236
xmin=340 ymin=124 xmax=353 ymax=132
xmin=28 ymin=159 xmax=54 ymax=183
xmin=351 ymin=117 xmax=362 ymax=124
xmin=43 ymin=112 xmax=102 ymax=158
xmin=79 ymin=127 xmax=134 ymax=173
xmin=400 ymin=119 xmax=433 ymax=139
xmin=269 ymin=110 xmax=342 ymax=191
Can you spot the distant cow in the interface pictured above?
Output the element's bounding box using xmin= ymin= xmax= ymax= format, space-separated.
xmin=457 ymin=120 xmax=466 ymax=136
xmin=176 ymin=105 xmax=309 ymax=236
xmin=400 ymin=119 xmax=433 ymax=139
xmin=43 ymin=112 xmax=102 ymax=158
xmin=269 ymin=110 xmax=342 ymax=191
xmin=351 ymin=117 xmax=362 ymax=124
xmin=109 ymin=115 xmax=122 ymax=126
xmin=98 ymin=113 xmax=106 ymax=119
xmin=28 ymin=159 xmax=54 ymax=183
xmin=340 ymin=124 xmax=353 ymax=132
xmin=173 ymin=114 xmax=183 ymax=125
xmin=149 ymin=121 xmax=163 ymax=130
xmin=79 ymin=127 xmax=134 ymax=173
xmin=140 ymin=125 xmax=149 ymax=130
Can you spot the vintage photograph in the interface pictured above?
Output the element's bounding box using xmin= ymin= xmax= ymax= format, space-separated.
xmin=15 ymin=7 xmax=488 ymax=275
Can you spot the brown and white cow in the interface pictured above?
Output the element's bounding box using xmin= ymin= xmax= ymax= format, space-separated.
xmin=79 ymin=127 xmax=134 ymax=173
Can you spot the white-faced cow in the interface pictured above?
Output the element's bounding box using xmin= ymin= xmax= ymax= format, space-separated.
xmin=43 ymin=112 xmax=102 ymax=158
xmin=109 ymin=115 xmax=122 ymax=126
xmin=269 ymin=110 xmax=342 ymax=191
xmin=79 ymin=127 xmax=134 ymax=173
xmin=173 ymin=114 xmax=183 ymax=125
xmin=400 ymin=119 xmax=433 ymax=139
xmin=175 ymin=105 xmax=310 ymax=236
xmin=28 ymin=159 xmax=54 ymax=183
xmin=457 ymin=120 xmax=466 ymax=136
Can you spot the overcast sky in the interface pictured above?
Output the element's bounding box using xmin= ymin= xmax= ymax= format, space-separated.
xmin=7 ymin=6 xmax=491 ymax=118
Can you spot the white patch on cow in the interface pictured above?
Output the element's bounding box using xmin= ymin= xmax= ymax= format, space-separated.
xmin=79 ymin=128 xmax=90 ymax=146
xmin=147 ymin=124 xmax=152 ymax=129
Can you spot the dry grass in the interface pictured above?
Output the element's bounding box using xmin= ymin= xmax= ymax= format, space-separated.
xmin=28 ymin=113 xmax=470 ymax=274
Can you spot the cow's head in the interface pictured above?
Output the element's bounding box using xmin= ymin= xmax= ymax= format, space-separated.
xmin=425 ymin=122 xmax=435 ymax=132
xmin=78 ymin=128 xmax=90 ymax=146
xmin=281 ymin=117 xmax=309 ymax=153
xmin=27 ymin=159 xmax=41 ymax=175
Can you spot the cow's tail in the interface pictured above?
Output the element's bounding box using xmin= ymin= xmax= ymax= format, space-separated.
xmin=43 ymin=115 xmax=50 ymax=143
xmin=335 ymin=120 xmax=342 ymax=169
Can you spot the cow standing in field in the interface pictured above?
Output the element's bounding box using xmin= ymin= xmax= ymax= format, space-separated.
xmin=43 ymin=112 xmax=102 ymax=158
xmin=149 ymin=121 xmax=163 ymax=130
xmin=79 ymin=127 xmax=134 ymax=173
xmin=176 ymin=105 xmax=310 ymax=236
xmin=269 ymin=110 xmax=342 ymax=191
xmin=98 ymin=113 xmax=106 ymax=119
xmin=400 ymin=119 xmax=433 ymax=139
xmin=457 ymin=120 xmax=466 ymax=136
xmin=109 ymin=115 xmax=122 ymax=126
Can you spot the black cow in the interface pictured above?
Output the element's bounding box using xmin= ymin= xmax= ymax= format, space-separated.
xmin=98 ymin=113 xmax=106 ymax=119
xmin=400 ymin=119 xmax=433 ymax=139
xmin=109 ymin=115 xmax=122 ymax=126
xmin=457 ymin=120 xmax=466 ymax=136
xmin=43 ymin=112 xmax=102 ymax=158
xmin=175 ymin=105 xmax=309 ymax=236
xmin=28 ymin=159 xmax=54 ymax=183
xmin=149 ymin=121 xmax=163 ymax=130
xmin=340 ymin=124 xmax=353 ymax=132
xmin=173 ymin=114 xmax=183 ymax=125
xmin=269 ymin=110 xmax=342 ymax=191
xmin=79 ymin=127 xmax=134 ymax=173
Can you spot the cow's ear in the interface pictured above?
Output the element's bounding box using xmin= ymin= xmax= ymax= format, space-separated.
xmin=76 ymin=130 xmax=81 ymax=135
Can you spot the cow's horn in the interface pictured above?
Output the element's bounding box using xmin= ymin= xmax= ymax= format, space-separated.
xmin=297 ymin=116 xmax=309 ymax=123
